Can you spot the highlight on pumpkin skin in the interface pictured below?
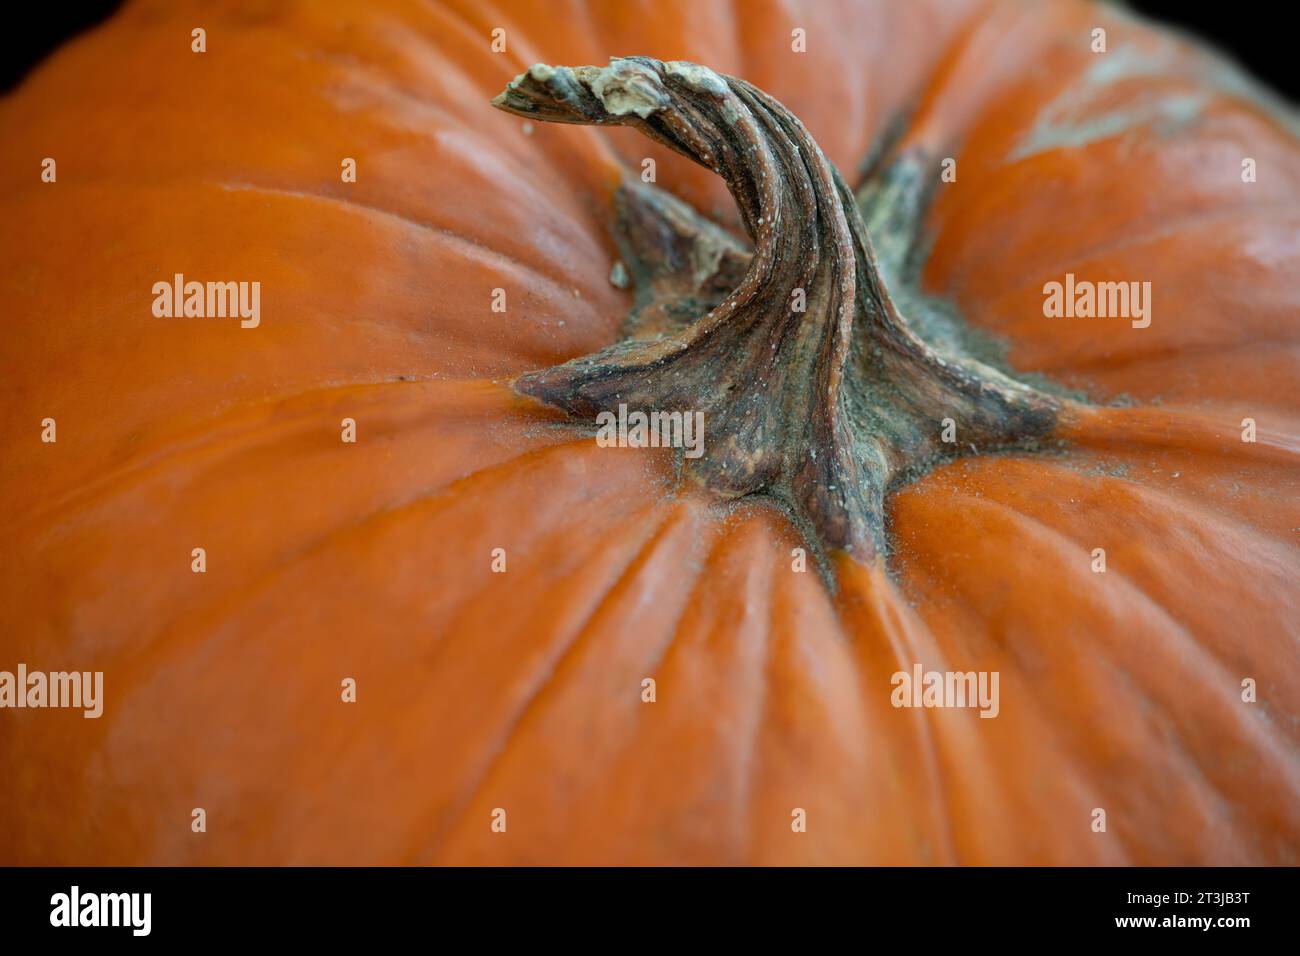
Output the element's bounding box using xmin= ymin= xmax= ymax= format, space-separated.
xmin=492 ymin=57 xmax=1070 ymax=582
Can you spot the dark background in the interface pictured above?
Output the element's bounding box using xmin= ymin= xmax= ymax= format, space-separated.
xmin=0 ymin=2 xmax=1295 ymax=99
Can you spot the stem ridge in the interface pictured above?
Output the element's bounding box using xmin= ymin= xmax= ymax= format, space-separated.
xmin=493 ymin=57 xmax=1061 ymax=576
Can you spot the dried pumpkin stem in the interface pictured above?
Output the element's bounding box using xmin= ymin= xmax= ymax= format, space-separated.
xmin=493 ymin=57 xmax=1060 ymax=576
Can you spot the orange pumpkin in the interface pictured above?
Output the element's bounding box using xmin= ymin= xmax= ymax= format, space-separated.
xmin=1 ymin=0 xmax=1297 ymax=865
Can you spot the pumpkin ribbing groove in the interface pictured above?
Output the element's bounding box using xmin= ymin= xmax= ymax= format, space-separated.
xmin=424 ymin=499 xmax=675 ymax=862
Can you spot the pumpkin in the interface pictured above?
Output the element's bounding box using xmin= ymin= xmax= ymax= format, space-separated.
xmin=1 ymin=0 xmax=1297 ymax=866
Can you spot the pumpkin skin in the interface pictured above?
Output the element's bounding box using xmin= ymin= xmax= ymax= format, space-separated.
xmin=0 ymin=0 xmax=1297 ymax=866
